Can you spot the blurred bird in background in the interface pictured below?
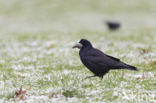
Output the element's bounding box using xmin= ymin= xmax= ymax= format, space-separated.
xmin=105 ymin=21 xmax=121 ymax=30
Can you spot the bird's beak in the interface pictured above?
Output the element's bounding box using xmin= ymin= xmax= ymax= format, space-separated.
xmin=72 ymin=43 xmax=83 ymax=49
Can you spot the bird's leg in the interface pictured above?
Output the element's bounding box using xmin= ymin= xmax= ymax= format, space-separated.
xmin=85 ymin=75 xmax=97 ymax=79
xmin=100 ymin=76 xmax=103 ymax=80
xmin=99 ymin=75 xmax=103 ymax=82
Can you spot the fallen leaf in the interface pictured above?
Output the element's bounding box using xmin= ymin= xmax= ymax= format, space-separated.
xmin=49 ymin=93 xmax=57 ymax=99
xmin=46 ymin=44 xmax=55 ymax=50
xmin=15 ymin=86 xmax=26 ymax=100
xmin=139 ymin=48 xmax=149 ymax=54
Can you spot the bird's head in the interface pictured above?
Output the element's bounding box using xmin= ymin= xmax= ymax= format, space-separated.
xmin=72 ymin=39 xmax=93 ymax=49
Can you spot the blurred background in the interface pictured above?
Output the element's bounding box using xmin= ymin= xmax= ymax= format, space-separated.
xmin=0 ymin=0 xmax=155 ymax=58
xmin=0 ymin=0 xmax=156 ymax=37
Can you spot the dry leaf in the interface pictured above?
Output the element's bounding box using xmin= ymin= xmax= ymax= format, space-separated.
xmin=15 ymin=86 xmax=26 ymax=100
xmin=49 ymin=93 xmax=57 ymax=99
xmin=46 ymin=44 xmax=54 ymax=50
xmin=139 ymin=48 xmax=149 ymax=54
xmin=142 ymin=72 xmax=145 ymax=80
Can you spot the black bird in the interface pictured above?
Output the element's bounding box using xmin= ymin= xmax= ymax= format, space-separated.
xmin=73 ymin=39 xmax=138 ymax=79
xmin=105 ymin=21 xmax=121 ymax=30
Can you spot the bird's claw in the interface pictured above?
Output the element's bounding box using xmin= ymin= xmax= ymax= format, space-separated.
xmin=85 ymin=75 xmax=96 ymax=79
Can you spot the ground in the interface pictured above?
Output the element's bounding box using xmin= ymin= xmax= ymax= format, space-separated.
xmin=0 ymin=0 xmax=156 ymax=103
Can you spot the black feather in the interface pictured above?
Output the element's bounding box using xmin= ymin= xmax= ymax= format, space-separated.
xmin=75 ymin=39 xmax=138 ymax=79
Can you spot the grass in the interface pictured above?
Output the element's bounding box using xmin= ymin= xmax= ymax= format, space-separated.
xmin=0 ymin=0 xmax=156 ymax=103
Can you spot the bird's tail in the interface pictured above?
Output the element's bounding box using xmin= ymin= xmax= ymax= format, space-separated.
xmin=126 ymin=65 xmax=138 ymax=71
xmin=113 ymin=62 xmax=138 ymax=71
xmin=123 ymin=63 xmax=138 ymax=71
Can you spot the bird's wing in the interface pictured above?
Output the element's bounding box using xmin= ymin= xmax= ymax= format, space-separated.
xmin=85 ymin=49 xmax=122 ymax=68
xmin=105 ymin=54 xmax=120 ymax=61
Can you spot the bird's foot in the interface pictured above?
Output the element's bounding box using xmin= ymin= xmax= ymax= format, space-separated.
xmin=85 ymin=75 xmax=96 ymax=79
